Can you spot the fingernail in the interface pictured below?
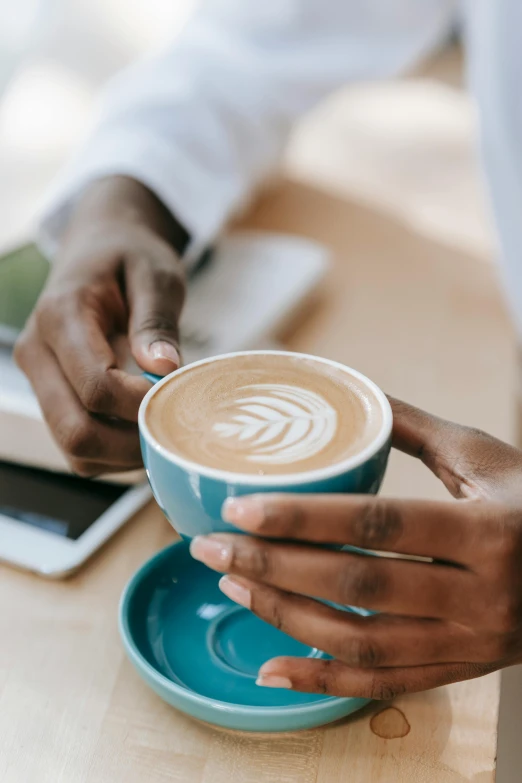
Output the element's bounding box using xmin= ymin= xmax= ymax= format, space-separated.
xmin=256 ymin=675 xmax=293 ymax=690
xmin=219 ymin=575 xmax=251 ymax=609
xmin=222 ymin=496 xmax=266 ymax=529
xmin=190 ymin=536 xmax=232 ymax=570
xmin=149 ymin=341 xmax=180 ymax=367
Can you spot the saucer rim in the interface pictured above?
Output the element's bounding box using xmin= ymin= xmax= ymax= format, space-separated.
xmin=119 ymin=540 xmax=370 ymax=727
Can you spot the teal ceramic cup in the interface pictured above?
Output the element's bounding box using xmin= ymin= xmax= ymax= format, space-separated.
xmin=138 ymin=350 xmax=393 ymax=538
xmin=122 ymin=351 xmax=393 ymax=732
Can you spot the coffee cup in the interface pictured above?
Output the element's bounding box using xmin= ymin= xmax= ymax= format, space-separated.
xmin=138 ymin=351 xmax=392 ymax=538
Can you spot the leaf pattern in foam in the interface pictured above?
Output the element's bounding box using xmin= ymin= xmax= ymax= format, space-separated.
xmin=212 ymin=384 xmax=337 ymax=465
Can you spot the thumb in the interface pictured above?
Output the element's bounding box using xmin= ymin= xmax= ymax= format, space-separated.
xmin=389 ymin=397 xmax=520 ymax=500
xmin=126 ymin=252 xmax=185 ymax=377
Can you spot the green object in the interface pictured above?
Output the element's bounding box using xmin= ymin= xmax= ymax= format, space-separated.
xmin=0 ymin=243 xmax=49 ymax=332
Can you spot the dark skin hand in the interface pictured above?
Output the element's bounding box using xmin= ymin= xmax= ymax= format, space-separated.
xmin=191 ymin=399 xmax=522 ymax=698
xmin=15 ymin=176 xmax=188 ymax=476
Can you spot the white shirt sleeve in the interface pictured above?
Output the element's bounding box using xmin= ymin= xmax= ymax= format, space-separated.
xmin=39 ymin=0 xmax=457 ymax=265
xmin=463 ymin=0 xmax=522 ymax=337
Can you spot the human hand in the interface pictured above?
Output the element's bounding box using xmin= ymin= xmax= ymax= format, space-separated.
xmin=15 ymin=176 xmax=187 ymax=476
xmin=190 ymin=399 xmax=522 ymax=698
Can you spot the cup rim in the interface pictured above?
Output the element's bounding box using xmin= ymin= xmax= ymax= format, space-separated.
xmin=138 ymin=350 xmax=393 ymax=486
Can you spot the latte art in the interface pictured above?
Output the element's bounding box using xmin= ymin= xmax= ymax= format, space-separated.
xmin=146 ymin=353 xmax=384 ymax=476
xmin=213 ymin=384 xmax=337 ymax=465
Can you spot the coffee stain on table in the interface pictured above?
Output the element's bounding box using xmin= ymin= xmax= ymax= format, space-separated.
xmin=370 ymin=707 xmax=411 ymax=739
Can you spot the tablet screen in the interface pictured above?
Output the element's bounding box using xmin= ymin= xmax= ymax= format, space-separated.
xmin=0 ymin=244 xmax=49 ymax=345
xmin=0 ymin=461 xmax=127 ymax=540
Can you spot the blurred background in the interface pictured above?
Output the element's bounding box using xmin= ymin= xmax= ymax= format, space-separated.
xmin=0 ymin=0 xmax=492 ymax=258
xmin=0 ymin=0 xmax=196 ymax=250
xmin=0 ymin=2 xmax=520 ymax=781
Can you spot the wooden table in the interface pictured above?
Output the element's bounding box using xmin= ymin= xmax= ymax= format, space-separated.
xmin=0 ymin=49 xmax=512 ymax=783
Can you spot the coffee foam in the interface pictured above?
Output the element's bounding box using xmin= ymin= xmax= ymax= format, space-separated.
xmin=146 ymin=354 xmax=384 ymax=476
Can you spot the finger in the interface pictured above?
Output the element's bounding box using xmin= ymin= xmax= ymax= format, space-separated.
xmin=36 ymin=297 xmax=150 ymax=421
xmin=256 ymin=657 xmax=490 ymax=699
xmin=219 ymin=576 xmax=486 ymax=667
xmin=390 ymin=397 xmax=469 ymax=497
xmin=222 ymin=493 xmax=483 ymax=565
xmin=126 ymin=251 xmax=184 ymax=376
xmin=389 ymin=397 xmax=520 ymax=500
xmin=390 ymin=397 xmax=449 ymax=458
xmin=16 ymin=334 xmax=143 ymax=467
xmin=190 ymin=534 xmax=477 ymax=622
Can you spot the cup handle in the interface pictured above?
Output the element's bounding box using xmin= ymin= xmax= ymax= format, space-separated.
xmin=143 ymin=372 xmax=164 ymax=385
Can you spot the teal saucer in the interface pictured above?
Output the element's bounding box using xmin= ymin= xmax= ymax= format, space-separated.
xmin=119 ymin=540 xmax=370 ymax=732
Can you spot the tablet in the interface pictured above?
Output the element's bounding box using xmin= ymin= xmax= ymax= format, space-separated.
xmin=0 ymin=460 xmax=151 ymax=577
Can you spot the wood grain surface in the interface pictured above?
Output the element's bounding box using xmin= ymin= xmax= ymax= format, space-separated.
xmin=0 ymin=504 xmax=501 ymax=783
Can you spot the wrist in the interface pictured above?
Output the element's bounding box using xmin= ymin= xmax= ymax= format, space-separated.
xmin=64 ymin=175 xmax=190 ymax=257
